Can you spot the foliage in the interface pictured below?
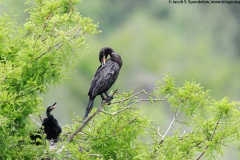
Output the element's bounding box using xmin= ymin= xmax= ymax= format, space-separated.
xmin=0 ymin=0 xmax=98 ymax=159
xmin=55 ymin=75 xmax=239 ymax=159
xmin=1 ymin=1 xmax=240 ymax=160
xmin=152 ymin=74 xmax=240 ymax=159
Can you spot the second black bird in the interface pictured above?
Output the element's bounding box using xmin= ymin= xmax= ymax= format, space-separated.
xmin=42 ymin=102 xmax=62 ymax=142
xmin=84 ymin=47 xmax=123 ymax=118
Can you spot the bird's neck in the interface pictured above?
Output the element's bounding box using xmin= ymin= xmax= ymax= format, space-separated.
xmin=46 ymin=111 xmax=51 ymax=118
xmin=110 ymin=53 xmax=122 ymax=68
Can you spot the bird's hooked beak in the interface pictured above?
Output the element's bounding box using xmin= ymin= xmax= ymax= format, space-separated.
xmin=50 ymin=102 xmax=57 ymax=110
xmin=102 ymin=56 xmax=106 ymax=66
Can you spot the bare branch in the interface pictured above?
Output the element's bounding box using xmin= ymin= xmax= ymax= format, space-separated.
xmin=110 ymin=90 xmax=149 ymax=104
xmin=88 ymin=154 xmax=102 ymax=157
xmin=29 ymin=115 xmax=41 ymax=127
xmin=67 ymin=100 xmax=107 ymax=142
xmin=67 ymin=89 xmax=118 ymax=142
xmin=39 ymin=115 xmax=43 ymax=122
xmin=159 ymin=108 xmax=181 ymax=145
xmin=100 ymin=90 xmax=167 ymax=116
xmin=99 ymin=110 xmax=110 ymax=114
xmin=110 ymin=98 xmax=164 ymax=115
xmin=157 ymin=126 xmax=164 ymax=139
xmin=67 ymin=89 xmax=164 ymax=142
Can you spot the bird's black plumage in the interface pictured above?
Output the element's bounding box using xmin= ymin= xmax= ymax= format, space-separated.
xmin=84 ymin=47 xmax=122 ymax=118
xmin=42 ymin=102 xmax=62 ymax=142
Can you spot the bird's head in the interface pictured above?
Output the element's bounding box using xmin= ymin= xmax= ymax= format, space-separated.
xmin=46 ymin=102 xmax=57 ymax=113
xmin=99 ymin=47 xmax=114 ymax=66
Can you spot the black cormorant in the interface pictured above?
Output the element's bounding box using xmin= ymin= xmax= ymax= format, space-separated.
xmin=42 ymin=102 xmax=62 ymax=142
xmin=84 ymin=47 xmax=123 ymax=118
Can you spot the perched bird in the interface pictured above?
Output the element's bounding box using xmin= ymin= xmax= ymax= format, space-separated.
xmin=84 ymin=47 xmax=123 ymax=118
xmin=42 ymin=102 xmax=62 ymax=142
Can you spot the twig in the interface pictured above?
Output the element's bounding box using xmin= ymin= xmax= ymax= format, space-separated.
xmin=157 ymin=87 xmax=194 ymax=145
xmin=35 ymin=41 xmax=62 ymax=60
xmin=159 ymin=108 xmax=181 ymax=144
xmin=29 ymin=115 xmax=41 ymax=127
xmin=67 ymin=101 xmax=107 ymax=142
xmin=67 ymin=89 xmax=118 ymax=142
xmin=110 ymin=90 xmax=148 ymax=104
xmin=109 ymin=98 xmax=164 ymax=115
xmin=88 ymin=154 xmax=102 ymax=157
xmin=35 ymin=27 xmax=82 ymax=60
xmin=157 ymin=126 xmax=164 ymax=139
xmin=196 ymin=115 xmax=222 ymax=160
xmin=39 ymin=115 xmax=43 ymax=122
xmin=99 ymin=110 xmax=110 ymax=114
xmin=219 ymin=143 xmax=240 ymax=152
xmin=111 ymin=89 xmax=119 ymax=97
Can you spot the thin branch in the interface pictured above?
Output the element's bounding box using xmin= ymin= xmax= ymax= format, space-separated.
xmin=101 ymin=90 xmax=166 ymax=115
xmin=157 ymin=126 xmax=164 ymax=139
xmin=196 ymin=115 xmax=222 ymax=160
xmin=88 ymin=154 xmax=102 ymax=157
xmin=159 ymin=108 xmax=181 ymax=144
xmin=157 ymin=87 xmax=194 ymax=145
xmin=99 ymin=110 xmax=109 ymax=114
xmin=35 ymin=41 xmax=62 ymax=60
xmin=110 ymin=90 xmax=149 ymax=104
xmin=110 ymin=98 xmax=164 ymax=115
xmin=67 ymin=100 xmax=107 ymax=142
xmin=35 ymin=27 xmax=82 ymax=60
xmin=39 ymin=115 xmax=43 ymax=122
xmin=67 ymin=89 xmax=118 ymax=142
xmin=219 ymin=143 xmax=240 ymax=152
xmin=29 ymin=115 xmax=41 ymax=127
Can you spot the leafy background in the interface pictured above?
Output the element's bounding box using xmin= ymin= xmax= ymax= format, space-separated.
xmin=1 ymin=1 xmax=240 ymax=159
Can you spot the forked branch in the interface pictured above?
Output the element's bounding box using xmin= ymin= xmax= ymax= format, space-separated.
xmin=67 ymin=89 xmax=118 ymax=142
xmin=67 ymin=100 xmax=107 ymax=142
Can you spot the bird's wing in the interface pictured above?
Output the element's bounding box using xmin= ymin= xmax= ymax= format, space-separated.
xmin=88 ymin=65 xmax=102 ymax=97
xmin=88 ymin=60 xmax=120 ymax=98
xmin=42 ymin=118 xmax=47 ymax=126
xmin=53 ymin=119 xmax=62 ymax=134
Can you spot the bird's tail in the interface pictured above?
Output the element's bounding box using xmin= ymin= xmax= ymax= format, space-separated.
xmin=84 ymin=98 xmax=94 ymax=119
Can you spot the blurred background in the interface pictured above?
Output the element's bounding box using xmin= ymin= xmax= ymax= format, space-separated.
xmin=2 ymin=0 xmax=240 ymax=158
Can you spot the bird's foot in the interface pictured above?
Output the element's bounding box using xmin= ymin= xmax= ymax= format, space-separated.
xmin=106 ymin=95 xmax=113 ymax=104
xmin=101 ymin=94 xmax=106 ymax=101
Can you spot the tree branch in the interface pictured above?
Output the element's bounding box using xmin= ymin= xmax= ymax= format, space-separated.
xmin=105 ymin=98 xmax=165 ymax=116
xmin=100 ymin=90 xmax=167 ymax=115
xmin=29 ymin=115 xmax=41 ymax=127
xmin=67 ymin=89 xmax=118 ymax=142
xmin=110 ymin=90 xmax=149 ymax=104
xmin=159 ymin=108 xmax=181 ymax=144
xmin=88 ymin=154 xmax=102 ymax=157
xmin=35 ymin=27 xmax=82 ymax=60
xmin=196 ymin=115 xmax=222 ymax=160
xmin=67 ymin=100 xmax=107 ymax=142
xmin=157 ymin=86 xmax=194 ymax=145
xmin=39 ymin=115 xmax=43 ymax=122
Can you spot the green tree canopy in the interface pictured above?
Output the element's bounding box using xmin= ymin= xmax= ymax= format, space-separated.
xmin=1 ymin=1 xmax=240 ymax=159
xmin=0 ymin=0 xmax=98 ymax=158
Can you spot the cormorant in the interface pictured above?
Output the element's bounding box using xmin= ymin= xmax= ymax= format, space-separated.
xmin=84 ymin=47 xmax=123 ymax=118
xmin=42 ymin=102 xmax=62 ymax=142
